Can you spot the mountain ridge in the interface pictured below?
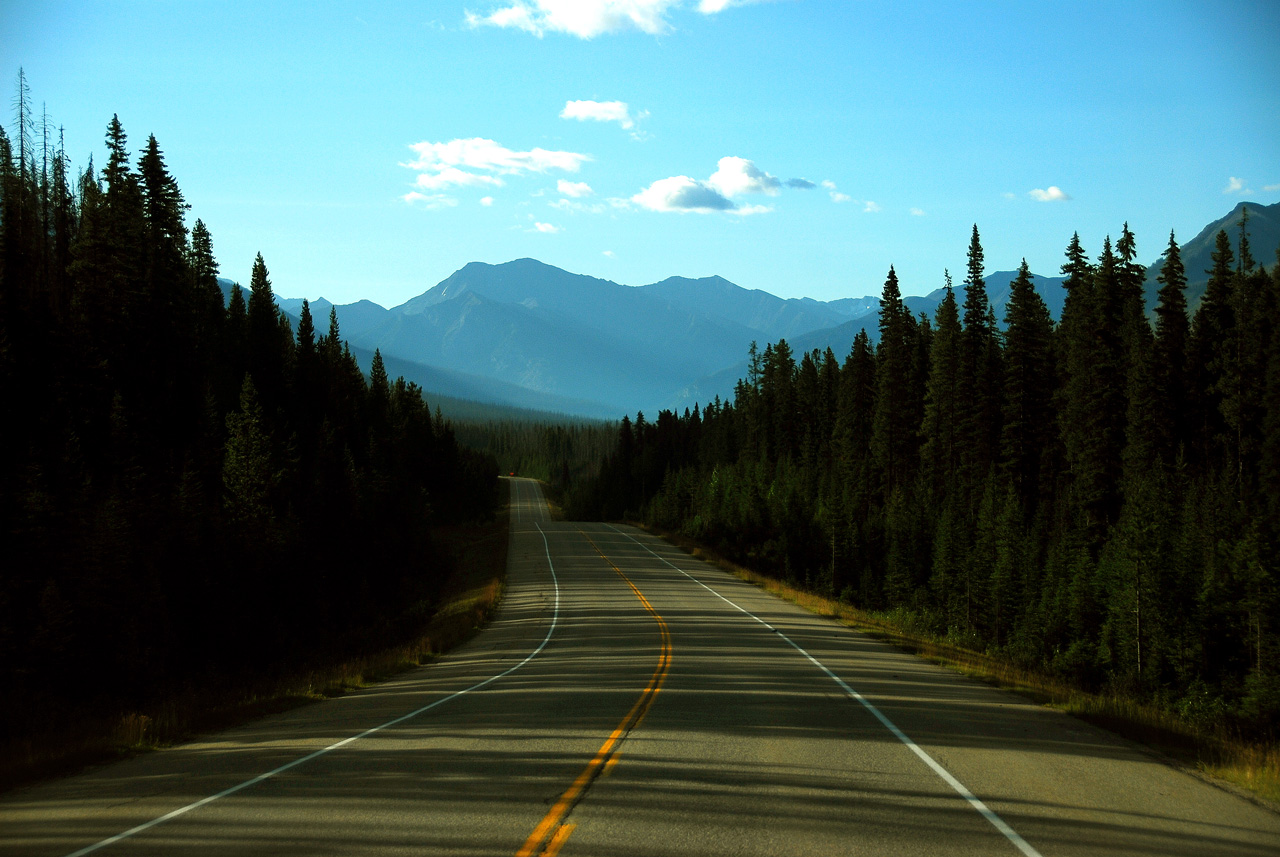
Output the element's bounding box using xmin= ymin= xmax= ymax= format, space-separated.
xmin=239 ymin=201 xmax=1276 ymax=419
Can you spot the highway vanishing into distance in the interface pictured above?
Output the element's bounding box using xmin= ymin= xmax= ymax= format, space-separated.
xmin=3 ymin=477 xmax=1279 ymax=856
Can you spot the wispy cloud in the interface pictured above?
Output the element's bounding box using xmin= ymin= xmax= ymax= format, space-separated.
xmin=402 ymin=191 xmax=458 ymax=209
xmin=560 ymin=99 xmax=647 ymax=132
xmin=1223 ymin=176 xmax=1251 ymax=194
xmin=480 ymin=196 xmax=494 ymax=206
xmin=402 ymin=137 xmax=589 ymax=203
xmin=466 ymin=0 xmax=760 ymax=38
xmin=603 ymin=250 xmax=616 ymax=257
xmin=863 ymin=200 xmax=881 ymax=213
xmin=557 ymin=179 xmax=594 ymax=197
xmin=550 ymin=198 xmax=607 ymax=213
xmin=405 ymin=137 xmax=589 ymax=175
xmin=786 ymin=178 xmax=816 ymax=189
xmin=1029 ymin=186 xmax=1070 ymax=202
xmin=533 ymin=221 xmax=561 ymax=233
xmin=821 ymin=179 xmax=851 ymax=203
xmin=910 ymin=207 xmax=925 ymax=216
xmin=413 ymin=166 xmax=505 ymax=190
xmin=466 ymin=0 xmax=681 ymax=38
xmin=1265 ymin=182 xmax=1280 ymax=192
xmin=699 ymin=0 xmax=770 ymax=11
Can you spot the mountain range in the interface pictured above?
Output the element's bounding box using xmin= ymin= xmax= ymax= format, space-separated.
xmin=238 ymin=201 xmax=1276 ymax=420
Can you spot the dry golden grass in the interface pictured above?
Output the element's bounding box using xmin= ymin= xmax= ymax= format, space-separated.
xmin=1 ymin=508 xmax=511 ymax=793
xmin=647 ymin=525 xmax=1280 ymax=808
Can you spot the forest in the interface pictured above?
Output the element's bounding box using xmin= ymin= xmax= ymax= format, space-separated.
xmin=570 ymin=220 xmax=1280 ymax=736
xmin=0 ymin=76 xmax=499 ymax=759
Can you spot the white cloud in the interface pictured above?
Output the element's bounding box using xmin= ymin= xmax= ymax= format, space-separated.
xmin=414 ymin=166 xmax=505 ymax=190
xmin=634 ymin=156 xmax=784 ymax=214
xmin=1003 ymin=192 xmax=1016 ymax=200
xmin=402 ymin=191 xmax=458 ymax=209
xmin=405 ymin=137 xmax=589 ymax=175
xmin=557 ymin=179 xmax=594 ymax=197
xmin=698 ymin=0 xmax=765 ymax=11
xmin=1265 ymin=183 xmax=1280 ymax=192
xmin=863 ymin=200 xmax=881 ymax=213
xmin=402 ymin=137 xmax=589 ymax=203
xmin=466 ymin=0 xmax=683 ymax=38
xmin=910 ymin=207 xmax=925 ymax=216
xmin=1223 ymin=176 xmax=1249 ymax=194
xmin=1029 ymin=186 xmax=1071 ymax=202
xmin=561 ymin=99 xmax=635 ymax=129
xmin=551 ymin=198 xmax=607 ymax=213
xmin=534 ymin=221 xmax=561 ymax=233
xmin=480 ymin=196 xmax=494 ymax=206
xmin=708 ymin=156 xmax=781 ymax=197
xmin=632 ymin=175 xmax=736 ymax=212
xmin=603 ymin=250 xmax=616 ymax=257
xmin=821 ymin=179 xmax=851 ymax=203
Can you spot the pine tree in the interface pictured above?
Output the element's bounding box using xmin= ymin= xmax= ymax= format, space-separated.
xmin=921 ymin=272 xmax=962 ymax=501
xmin=222 ymin=375 xmax=278 ymax=541
xmin=999 ymin=260 xmax=1055 ymax=517
xmin=872 ymin=266 xmax=916 ymax=495
xmin=1152 ymin=231 xmax=1189 ymax=469
xmin=1189 ymin=231 xmax=1236 ymax=476
xmin=246 ymin=253 xmax=284 ymax=409
xmin=958 ymin=225 xmax=1001 ymax=496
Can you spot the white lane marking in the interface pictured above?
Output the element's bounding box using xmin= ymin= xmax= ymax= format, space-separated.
xmin=63 ymin=522 xmax=561 ymax=857
xmin=606 ymin=524 xmax=1043 ymax=857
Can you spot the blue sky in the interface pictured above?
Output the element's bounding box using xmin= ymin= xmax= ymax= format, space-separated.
xmin=6 ymin=1 xmax=1279 ymax=307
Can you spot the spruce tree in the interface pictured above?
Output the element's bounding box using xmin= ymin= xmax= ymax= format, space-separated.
xmin=999 ymin=260 xmax=1055 ymax=517
xmin=872 ymin=266 xmax=915 ymax=495
xmin=958 ymin=225 xmax=1000 ymax=497
xmin=921 ymin=272 xmax=962 ymax=501
xmin=1152 ymin=231 xmax=1189 ymax=469
xmin=246 ymin=253 xmax=284 ymax=409
xmin=1189 ymin=231 xmax=1236 ymax=475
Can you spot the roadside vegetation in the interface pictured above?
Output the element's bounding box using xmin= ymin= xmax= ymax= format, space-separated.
xmin=653 ymin=526 xmax=1280 ymax=805
xmin=0 ymin=510 xmax=509 ymax=793
xmin=570 ymin=220 xmax=1280 ymax=803
xmin=0 ymin=76 xmax=503 ymax=792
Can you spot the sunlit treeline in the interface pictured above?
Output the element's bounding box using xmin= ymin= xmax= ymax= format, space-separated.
xmin=571 ymin=222 xmax=1280 ymax=735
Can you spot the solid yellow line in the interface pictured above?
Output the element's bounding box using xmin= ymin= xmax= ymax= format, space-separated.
xmin=514 ymin=530 xmax=671 ymax=857
xmin=542 ymin=822 xmax=576 ymax=857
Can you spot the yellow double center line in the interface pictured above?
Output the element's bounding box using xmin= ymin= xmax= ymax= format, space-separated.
xmin=515 ymin=530 xmax=672 ymax=857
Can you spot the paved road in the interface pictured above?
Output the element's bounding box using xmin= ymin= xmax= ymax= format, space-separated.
xmin=3 ymin=477 xmax=1279 ymax=855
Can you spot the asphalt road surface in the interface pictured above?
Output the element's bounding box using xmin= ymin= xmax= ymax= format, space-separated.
xmin=3 ymin=477 xmax=1279 ymax=856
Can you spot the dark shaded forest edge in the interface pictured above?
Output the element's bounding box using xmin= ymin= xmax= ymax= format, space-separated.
xmin=568 ymin=220 xmax=1280 ymax=800
xmin=0 ymin=76 xmax=503 ymax=790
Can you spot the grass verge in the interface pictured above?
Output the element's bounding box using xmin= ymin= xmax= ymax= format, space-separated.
xmin=0 ymin=507 xmax=510 ymax=794
xmin=644 ymin=524 xmax=1280 ymax=809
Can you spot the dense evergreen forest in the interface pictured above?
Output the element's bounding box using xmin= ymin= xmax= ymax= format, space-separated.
xmin=454 ymin=417 xmax=615 ymax=498
xmin=0 ymin=76 xmax=498 ymax=746
xmin=571 ymin=220 xmax=1280 ymax=735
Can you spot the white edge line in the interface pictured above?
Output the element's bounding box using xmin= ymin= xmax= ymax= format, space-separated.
xmin=605 ymin=523 xmax=1042 ymax=857
xmin=63 ymin=518 xmax=561 ymax=857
